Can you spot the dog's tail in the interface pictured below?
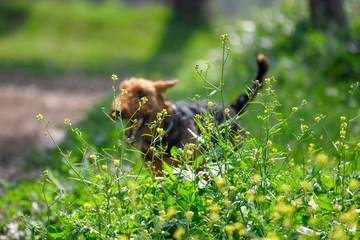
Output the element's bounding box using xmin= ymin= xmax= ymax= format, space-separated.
xmin=230 ymin=54 xmax=269 ymax=114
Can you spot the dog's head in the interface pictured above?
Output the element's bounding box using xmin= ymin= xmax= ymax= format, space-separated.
xmin=110 ymin=78 xmax=177 ymax=139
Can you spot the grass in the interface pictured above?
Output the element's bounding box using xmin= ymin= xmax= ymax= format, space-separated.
xmin=1 ymin=0 xmax=360 ymax=239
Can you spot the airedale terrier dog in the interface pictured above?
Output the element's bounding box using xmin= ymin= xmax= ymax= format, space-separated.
xmin=110 ymin=54 xmax=268 ymax=173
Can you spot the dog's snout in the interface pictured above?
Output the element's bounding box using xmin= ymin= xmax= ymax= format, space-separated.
xmin=110 ymin=108 xmax=124 ymax=119
xmin=116 ymin=108 xmax=124 ymax=117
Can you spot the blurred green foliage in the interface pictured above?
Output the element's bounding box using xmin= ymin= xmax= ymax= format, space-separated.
xmin=0 ymin=0 xmax=218 ymax=76
xmin=0 ymin=1 xmax=170 ymax=74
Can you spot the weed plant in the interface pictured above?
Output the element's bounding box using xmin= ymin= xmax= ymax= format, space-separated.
xmin=2 ymin=37 xmax=357 ymax=239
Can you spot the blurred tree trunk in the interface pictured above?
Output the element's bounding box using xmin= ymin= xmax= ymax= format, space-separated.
xmin=172 ymin=0 xmax=208 ymax=20
xmin=309 ymin=0 xmax=347 ymax=29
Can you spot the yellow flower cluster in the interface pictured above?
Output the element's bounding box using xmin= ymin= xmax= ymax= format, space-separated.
xmin=117 ymin=235 xmax=128 ymax=240
xmin=166 ymin=206 xmax=177 ymax=219
xmin=185 ymin=211 xmax=194 ymax=221
xmin=144 ymin=193 xmax=153 ymax=200
xmin=265 ymin=78 xmax=271 ymax=85
xmin=301 ymin=124 xmax=309 ymax=133
xmin=253 ymin=174 xmax=261 ymax=183
xmin=64 ymin=118 xmax=71 ymax=127
xmin=349 ymin=179 xmax=359 ymax=191
xmin=156 ymin=127 xmax=165 ymax=137
xmin=308 ymin=143 xmax=315 ymax=153
xmin=37 ymin=114 xmax=43 ymax=121
xmin=83 ymin=203 xmax=92 ymax=210
xmin=99 ymin=209 xmax=106 ymax=215
xmin=301 ymin=180 xmax=312 ymax=191
xmin=273 ymin=201 xmax=296 ymax=218
xmin=89 ymin=154 xmax=97 ymax=161
xmin=215 ymin=178 xmax=226 ymax=188
xmin=111 ymin=74 xmax=118 ymax=81
xmin=315 ymin=152 xmax=328 ymax=165
xmin=221 ymin=33 xmax=229 ymax=43
xmin=339 ymin=116 xmax=347 ymax=140
xmin=173 ymin=227 xmax=185 ymax=240
xmin=206 ymin=199 xmax=221 ymax=225
xmin=280 ymin=184 xmax=291 ymax=193
xmin=225 ymin=222 xmax=246 ymax=237
xmin=339 ymin=205 xmax=358 ymax=229
xmin=114 ymin=159 xmax=120 ymax=167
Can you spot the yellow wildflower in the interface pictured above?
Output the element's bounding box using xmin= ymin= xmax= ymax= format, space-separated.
xmin=331 ymin=226 xmax=348 ymax=240
xmin=301 ymin=181 xmax=312 ymax=191
xmin=253 ymin=174 xmax=261 ymax=183
xmin=280 ymin=184 xmax=291 ymax=193
xmin=349 ymin=179 xmax=359 ymax=191
xmin=156 ymin=127 xmax=165 ymax=137
xmin=89 ymin=154 xmax=97 ymax=161
xmin=64 ymin=118 xmax=71 ymax=127
xmin=257 ymin=195 xmax=266 ymax=203
xmin=117 ymin=235 xmax=128 ymax=240
xmin=209 ymin=212 xmax=219 ymax=222
xmin=111 ymin=74 xmax=118 ymax=81
xmin=173 ymin=227 xmax=186 ymax=240
xmin=99 ymin=209 xmax=106 ymax=215
xmin=166 ymin=206 xmax=177 ymax=219
xmin=37 ymin=114 xmax=43 ymax=121
xmin=83 ymin=203 xmax=91 ymax=210
xmin=301 ymin=124 xmax=309 ymax=133
xmin=308 ymin=217 xmax=316 ymax=226
xmin=114 ymin=159 xmax=120 ymax=167
xmin=215 ymin=178 xmax=226 ymax=188
xmin=308 ymin=143 xmax=315 ymax=153
xmin=333 ymin=204 xmax=342 ymax=212
xmin=315 ymin=152 xmax=328 ymax=165
xmin=144 ymin=193 xmax=153 ymax=200
xmin=185 ymin=211 xmax=194 ymax=220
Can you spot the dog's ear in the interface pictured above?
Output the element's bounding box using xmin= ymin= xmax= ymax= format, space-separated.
xmin=155 ymin=79 xmax=178 ymax=92
xmin=119 ymin=79 xmax=128 ymax=89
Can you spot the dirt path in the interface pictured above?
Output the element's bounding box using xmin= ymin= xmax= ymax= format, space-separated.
xmin=0 ymin=71 xmax=113 ymax=181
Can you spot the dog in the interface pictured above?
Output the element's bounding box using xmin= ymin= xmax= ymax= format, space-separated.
xmin=110 ymin=54 xmax=268 ymax=174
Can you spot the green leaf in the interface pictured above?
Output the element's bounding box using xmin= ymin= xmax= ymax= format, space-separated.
xmin=49 ymin=227 xmax=67 ymax=239
xmin=194 ymin=155 xmax=204 ymax=169
xmin=163 ymin=162 xmax=175 ymax=180
xmin=170 ymin=146 xmax=181 ymax=157
xmin=315 ymin=194 xmax=332 ymax=211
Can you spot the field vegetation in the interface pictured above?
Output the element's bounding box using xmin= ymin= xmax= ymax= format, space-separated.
xmin=1 ymin=0 xmax=360 ymax=239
